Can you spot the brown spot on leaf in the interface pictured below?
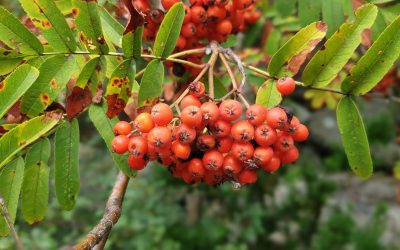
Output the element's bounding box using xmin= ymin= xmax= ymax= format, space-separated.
xmin=72 ymin=7 xmax=79 ymax=18
xmin=50 ymin=79 xmax=58 ymax=89
xmin=106 ymin=94 xmax=126 ymax=118
xmin=316 ymin=21 xmax=328 ymax=32
xmin=123 ymin=0 xmax=145 ymax=35
xmin=6 ymin=100 xmax=23 ymax=124
xmin=0 ymin=81 xmax=5 ymax=91
xmin=43 ymin=110 xmax=62 ymax=122
xmin=40 ymin=93 xmax=50 ymax=106
xmin=19 ymin=140 xmax=26 ymax=146
xmin=97 ymin=36 xmax=106 ymax=45
xmin=79 ymin=32 xmax=87 ymax=42
xmin=137 ymin=97 xmax=159 ymax=115
xmin=66 ymin=86 xmax=92 ymax=119
xmin=3 ymin=51 xmax=10 ymax=56
xmin=287 ymin=38 xmax=324 ymax=76
xmin=92 ymin=85 xmax=103 ymax=104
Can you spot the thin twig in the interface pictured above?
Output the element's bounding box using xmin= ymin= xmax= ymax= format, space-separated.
xmin=216 ymin=88 xmax=237 ymax=102
xmin=238 ymin=93 xmax=250 ymax=108
xmin=168 ymin=48 xmax=206 ymax=58
xmin=208 ymin=43 xmax=220 ymax=99
xmin=219 ymin=54 xmax=238 ymax=90
xmin=0 ymin=193 xmax=24 ymax=250
xmin=218 ymin=47 xmax=247 ymax=92
xmin=75 ymin=171 xmax=129 ymax=250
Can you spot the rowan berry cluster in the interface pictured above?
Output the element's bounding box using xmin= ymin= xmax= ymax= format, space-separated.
xmin=111 ymin=80 xmax=309 ymax=187
xmin=134 ymin=0 xmax=261 ymax=50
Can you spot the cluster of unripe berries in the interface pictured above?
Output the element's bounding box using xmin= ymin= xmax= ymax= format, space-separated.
xmin=111 ymin=81 xmax=308 ymax=186
xmin=134 ymin=0 xmax=261 ymax=51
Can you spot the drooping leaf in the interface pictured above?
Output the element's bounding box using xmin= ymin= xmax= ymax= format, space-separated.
xmin=256 ymin=80 xmax=282 ymax=108
xmin=137 ymin=59 xmax=164 ymax=107
xmin=336 ymin=96 xmax=373 ymax=178
xmin=72 ymin=0 xmax=108 ymax=54
xmin=0 ymin=58 xmax=23 ymax=76
xmin=0 ymin=157 xmax=24 ymax=237
xmin=19 ymin=0 xmax=77 ymax=52
xmin=298 ymin=0 xmax=322 ymax=26
xmin=303 ymin=4 xmax=378 ymax=87
xmin=105 ymin=59 xmax=136 ymax=118
xmin=263 ymin=29 xmax=282 ymax=55
xmin=322 ymin=0 xmax=345 ymax=38
xmin=66 ymin=56 xmax=106 ymax=119
xmin=88 ymin=102 xmax=136 ymax=177
xmin=98 ymin=5 xmax=124 ymax=48
xmin=0 ymin=112 xmax=61 ymax=169
xmin=122 ymin=0 xmax=144 ymax=58
xmin=0 ymin=7 xmax=43 ymax=55
xmin=54 ymin=119 xmax=80 ymax=211
xmin=153 ymin=3 xmax=185 ymax=58
xmin=371 ymin=10 xmax=388 ymax=41
xmin=0 ymin=64 xmax=39 ymax=119
xmin=267 ymin=21 xmax=327 ymax=78
xmin=21 ymin=55 xmax=75 ymax=117
xmin=341 ymin=15 xmax=400 ymax=95
xmin=21 ymin=138 xmax=50 ymax=224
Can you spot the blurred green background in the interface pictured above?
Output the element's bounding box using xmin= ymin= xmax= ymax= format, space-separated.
xmin=0 ymin=0 xmax=400 ymax=249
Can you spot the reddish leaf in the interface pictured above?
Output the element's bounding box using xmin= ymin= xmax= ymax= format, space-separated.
xmin=105 ymin=94 xmax=126 ymax=118
xmin=123 ymin=0 xmax=145 ymax=35
xmin=66 ymin=86 xmax=92 ymax=119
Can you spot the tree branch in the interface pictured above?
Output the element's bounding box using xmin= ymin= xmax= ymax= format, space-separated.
xmin=74 ymin=171 xmax=129 ymax=250
xmin=0 ymin=193 xmax=24 ymax=250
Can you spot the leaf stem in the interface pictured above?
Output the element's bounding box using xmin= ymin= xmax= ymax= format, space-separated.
xmin=219 ymin=54 xmax=238 ymax=90
xmin=0 ymin=194 xmax=24 ymax=250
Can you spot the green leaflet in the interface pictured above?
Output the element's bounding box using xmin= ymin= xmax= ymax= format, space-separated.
xmin=336 ymin=96 xmax=373 ymax=179
xmin=98 ymin=5 xmax=124 ymax=48
xmin=267 ymin=21 xmax=327 ymax=78
xmin=72 ymin=0 xmax=109 ymax=54
xmin=21 ymin=55 xmax=76 ymax=117
xmin=123 ymin=26 xmax=143 ymax=59
xmin=153 ymin=3 xmax=185 ymax=58
xmin=105 ymin=59 xmax=136 ymax=118
xmin=0 ymin=113 xmax=61 ymax=169
xmin=256 ymin=80 xmax=282 ymax=108
xmin=137 ymin=59 xmax=164 ymax=107
xmin=303 ymin=4 xmax=378 ymax=87
xmin=322 ymin=0 xmax=345 ymax=38
xmin=0 ymin=7 xmax=43 ymax=55
xmin=88 ymin=102 xmax=136 ymax=178
xmin=19 ymin=0 xmax=77 ymax=52
xmin=275 ymin=0 xmax=297 ymax=18
xmin=0 ymin=64 xmax=39 ymax=119
xmin=298 ymin=0 xmax=322 ymax=26
xmin=75 ymin=56 xmax=106 ymax=94
xmin=341 ymin=15 xmax=400 ymax=95
xmin=54 ymin=119 xmax=80 ymax=211
xmin=0 ymin=157 xmax=24 ymax=237
xmin=21 ymin=138 xmax=50 ymax=224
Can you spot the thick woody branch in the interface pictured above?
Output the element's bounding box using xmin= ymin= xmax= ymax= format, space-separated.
xmin=74 ymin=171 xmax=129 ymax=250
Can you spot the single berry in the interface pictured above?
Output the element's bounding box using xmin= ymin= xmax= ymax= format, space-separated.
xmin=189 ymin=81 xmax=206 ymax=97
xmin=128 ymin=136 xmax=148 ymax=158
xmin=113 ymin=121 xmax=131 ymax=136
xmin=238 ymin=169 xmax=258 ymax=184
xmin=161 ymin=0 xmax=180 ymax=10
xmin=172 ymin=141 xmax=191 ymax=160
xmin=216 ymin=136 xmax=233 ymax=153
xmin=133 ymin=112 xmax=154 ymax=133
xmin=231 ymin=141 xmax=254 ymax=161
xmin=231 ymin=120 xmax=255 ymax=142
xmin=276 ymin=77 xmax=296 ymax=95
xmin=222 ymin=155 xmax=243 ymax=176
xmin=254 ymin=124 xmax=277 ymax=146
xmin=176 ymin=123 xmax=196 ymax=144
xmin=246 ymin=104 xmax=266 ymax=126
xmin=261 ymin=156 xmax=281 ymax=172
xmin=151 ymin=103 xmax=174 ymax=126
xmin=280 ymin=147 xmax=299 ymax=164
xmin=196 ymin=134 xmax=216 ymax=151
xmin=148 ymin=126 xmax=172 ymax=148
xmin=203 ymin=150 xmax=224 ymax=171
xmin=253 ymin=147 xmax=273 ymax=166
xmin=219 ymin=99 xmax=243 ymax=121
xmin=274 ymin=132 xmax=294 ymax=152
xmin=200 ymin=102 xmax=219 ymax=124
xmin=191 ymin=6 xmax=207 ymax=23
xmin=181 ymin=95 xmax=201 ymax=109
xmin=181 ymin=105 xmax=203 ymax=128
xmin=211 ymin=119 xmax=232 ymax=137
xmin=266 ymin=107 xmax=287 ymax=129
xmin=128 ymin=155 xmax=148 ymax=170
xmin=292 ymin=124 xmax=309 ymax=142
xmin=188 ymin=158 xmax=206 ymax=178
xmin=112 ymin=135 xmax=129 ymax=154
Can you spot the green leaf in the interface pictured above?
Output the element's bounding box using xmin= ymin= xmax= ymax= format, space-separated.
xmin=256 ymin=80 xmax=282 ymax=108
xmin=88 ymin=102 xmax=136 ymax=177
xmin=303 ymin=4 xmax=378 ymax=87
xmin=0 ymin=64 xmax=39 ymax=119
xmin=55 ymin=0 xmax=72 ymax=15
xmin=72 ymin=0 xmax=108 ymax=54
xmin=98 ymin=6 xmax=123 ymax=48
xmin=275 ymin=0 xmax=297 ymax=18
xmin=0 ymin=157 xmax=24 ymax=237
xmin=153 ymin=3 xmax=185 ymax=58
xmin=0 ymin=58 xmax=23 ymax=76
xmin=371 ymin=10 xmax=388 ymax=41
xmin=123 ymin=26 xmax=143 ymax=59
xmin=105 ymin=59 xmax=136 ymax=118
xmin=336 ymin=96 xmax=373 ymax=178
xmin=21 ymin=55 xmax=76 ymax=117
xmin=341 ymin=15 xmax=400 ymax=95
xmin=54 ymin=119 xmax=80 ymax=211
xmin=267 ymin=21 xmax=327 ymax=78
xmin=0 ymin=113 xmax=61 ymax=169
xmin=137 ymin=60 xmax=164 ymax=107
xmin=19 ymin=0 xmax=77 ymax=52
xmin=74 ymin=56 xmax=105 ymax=94
xmin=263 ymin=29 xmax=282 ymax=55
xmin=322 ymin=0 xmax=345 ymax=38
xmin=0 ymin=7 xmax=43 ymax=55
xmin=21 ymin=138 xmax=50 ymax=224
xmin=298 ymin=0 xmax=322 ymax=26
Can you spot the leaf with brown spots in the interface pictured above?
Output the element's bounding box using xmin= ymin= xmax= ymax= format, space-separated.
xmin=138 ymin=59 xmax=164 ymax=107
xmin=66 ymin=56 xmax=106 ymax=119
xmin=268 ymin=21 xmax=327 ymax=78
xmin=105 ymin=59 xmax=136 ymax=118
xmin=122 ymin=0 xmax=144 ymax=58
xmin=0 ymin=112 xmax=61 ymax=169
xmin=72 ymin=0 xmax=109 ymax=53
xmin=21 ymin=55 xmax=75 ymax=118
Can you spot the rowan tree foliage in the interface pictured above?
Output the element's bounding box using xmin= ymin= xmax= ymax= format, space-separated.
xmin=0 ymin=0 xmax=399 ymax=249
